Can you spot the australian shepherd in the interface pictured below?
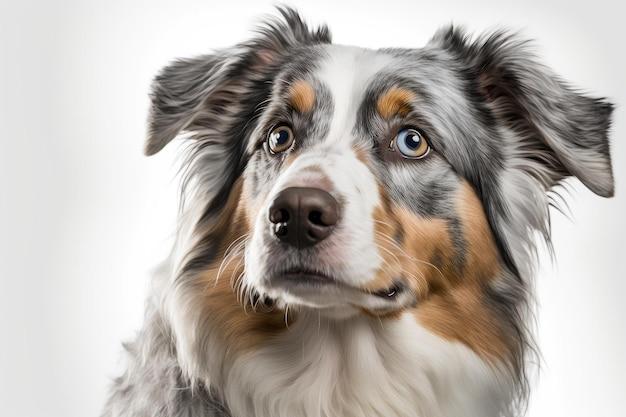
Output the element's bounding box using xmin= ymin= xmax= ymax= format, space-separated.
xmin=102 ymin=7 xmax=614 ymax=417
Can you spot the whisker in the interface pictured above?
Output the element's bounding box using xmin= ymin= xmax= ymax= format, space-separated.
xmin=214 ymin=235 xmax=248 ymax=286
xmin=375 ymin=238 xmax=403 ymax=266
xmin=224 ymin=233 xmax=249 ymax=255
xmin=375 ymin=230 xmax=446 ymax=282
xmin=373 ymin=218 xmax=397 ymax=229
xmin=226 ymin=257 xmax=245 ymax=288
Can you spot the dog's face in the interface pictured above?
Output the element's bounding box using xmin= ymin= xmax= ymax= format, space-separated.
xmin=146 ymin=8 xmax=613 ymax=381
xmin=240 ymin=45 xmax=501 ymax=316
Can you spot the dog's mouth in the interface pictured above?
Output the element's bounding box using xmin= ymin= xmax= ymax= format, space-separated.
xmin=274 ymin=267 xmax=336 ymax=286
xmin=270 ymin=266 xmax=406 ymax=300
xmin=255 ymin=262 xmax=416 ymax=315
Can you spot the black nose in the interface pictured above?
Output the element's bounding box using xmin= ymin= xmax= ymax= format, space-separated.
xmin=268 ymin=187 xmax=339 ymax=248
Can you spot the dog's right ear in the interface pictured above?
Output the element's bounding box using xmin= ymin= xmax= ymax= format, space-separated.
xmin=144 ymin=7 xmax=331 ymax=156
xmin=145 ymin=53 xmax=228 ymax=155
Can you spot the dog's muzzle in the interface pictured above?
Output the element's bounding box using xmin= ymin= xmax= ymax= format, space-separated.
xmin=268 ymin=187 xmax=339 ymax=248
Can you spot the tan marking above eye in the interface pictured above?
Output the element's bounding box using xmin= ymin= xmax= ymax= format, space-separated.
xmin=288 ymin=80 xmax=316 ymax=113
xmin=376 ymin=87 xmax=415 ymax=120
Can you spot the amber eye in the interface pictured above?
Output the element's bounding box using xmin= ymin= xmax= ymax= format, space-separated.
xmin=268 ymin=125 xmax=295 ymax=154
xmin=393 ymin=128 xmax=430 ymax=159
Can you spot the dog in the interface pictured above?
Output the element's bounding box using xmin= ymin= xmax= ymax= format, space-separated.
xmin=102 ymin=7 xmax=614 ymax=417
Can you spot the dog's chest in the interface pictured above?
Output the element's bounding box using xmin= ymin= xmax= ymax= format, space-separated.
xmin=219 ymin=312 xmax=509 ymax=417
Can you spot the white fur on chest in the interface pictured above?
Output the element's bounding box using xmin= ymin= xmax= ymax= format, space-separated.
xmin=218 ymin=312 xmax=511 ymax=417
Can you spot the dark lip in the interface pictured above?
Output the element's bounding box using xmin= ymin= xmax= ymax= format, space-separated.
xmin=271 ymin=268 xmax=405 ymax=300
xmin=273 ymin=267 xmax=336 ymax=286
xmin=370 ymin=281 xmax=405 ymax=299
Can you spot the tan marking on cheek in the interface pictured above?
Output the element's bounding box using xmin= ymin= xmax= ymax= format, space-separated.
xmin=365 ymin=190 xmax=404 ymax=293
xmin=288 ymin=80 xmax=315 ymax=113
xmin=413 ymin=182 xmax=509 ymax=363
xmin=416 ymin=286 xmax=509 ymax=362
xmin=393 ymin=206 xmax=455 ymax=293
xmin=457 ymin=181 xmax=500 ymax=281
xmin=197 ymin=183 xmax=288 ymax=353
xmin=376 ymin=87 xmax=415 ymax=120
xmin=364 ymin=181 xmax=510 ymax=363
xmin=365 ymin=195 xmax=454 ymax=299
xmin=199 ymin=261 xmax=287 ymax=354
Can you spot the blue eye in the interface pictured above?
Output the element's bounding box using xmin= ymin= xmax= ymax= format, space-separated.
xmin=394 ymin=128 xmax=430 ymax=159
xmin=268 ymin=125 xmax=295 ymax=154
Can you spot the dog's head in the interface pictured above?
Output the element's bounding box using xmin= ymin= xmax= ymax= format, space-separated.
xmin=148 ymin=8 xmax=613 ymax=365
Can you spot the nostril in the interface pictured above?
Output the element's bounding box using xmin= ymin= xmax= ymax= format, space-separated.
xmin=273 ymin=223 xmax=288 ymax=237
xmin=270 ymin=208 xmax=290 ymax=224
xmin=308 ymin=210 xmax=323 ymax=226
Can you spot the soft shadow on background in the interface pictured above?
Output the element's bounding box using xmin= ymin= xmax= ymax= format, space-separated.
xmin=1 ymin=0 xmax=624 ymax=416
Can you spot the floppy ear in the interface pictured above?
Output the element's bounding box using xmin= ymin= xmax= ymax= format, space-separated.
xmin=432 ymin=27 xmax=615 ymax=197
xmin=429 ymin=27 xmax=615 ymax=277
xmin=145 ymin=53 xmax=229 ymax=156
xmin=145 ymin=7 xmax=331 ymax=156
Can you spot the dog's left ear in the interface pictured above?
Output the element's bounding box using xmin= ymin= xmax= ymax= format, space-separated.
xmin=432 ymin=27 xmax=615 ymax=197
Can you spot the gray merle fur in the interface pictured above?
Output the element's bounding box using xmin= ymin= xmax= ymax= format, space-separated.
xmin=103 ymin=7 xmax=614 ymax=417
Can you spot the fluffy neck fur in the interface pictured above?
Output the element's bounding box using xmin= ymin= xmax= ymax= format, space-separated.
xmin=160 ymin=277 xmax=516 ymax=417
xmin=144 ymin=196 xmax=521 ymax=417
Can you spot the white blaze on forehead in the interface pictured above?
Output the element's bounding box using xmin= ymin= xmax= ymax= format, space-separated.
xmin=268 ymin=45 xmax=394 ymax=210
xmin=316 ymin=45 xmax=393 ymax=148
xmin=245 ymin=46 xmax=397 ymax=301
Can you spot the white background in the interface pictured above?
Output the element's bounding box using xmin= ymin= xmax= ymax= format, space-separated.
xmin=1 ymin=0 xmax=624 ymax=416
